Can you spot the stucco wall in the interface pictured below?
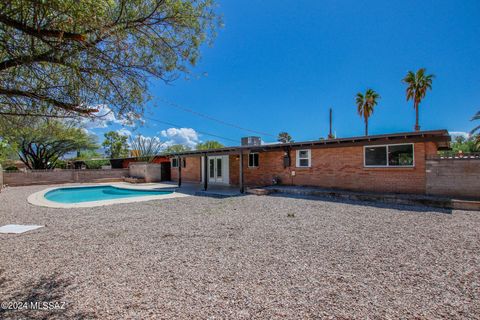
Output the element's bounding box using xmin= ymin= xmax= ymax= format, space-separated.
xmin=426 ymin=158 xmax=480 ymax=199
xmin=3 ymin=169 xmax=128 ymax=187
xmin=128 ymin=162 xmax=162 ymax=182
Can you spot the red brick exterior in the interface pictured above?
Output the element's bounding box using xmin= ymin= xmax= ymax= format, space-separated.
xmin=171 ymin=156 xmax=202 ymax=183
xmin=170 ymin=141 xmax=440 ymax=194
xmin=121 ymin=156 xmax=169 ymax=168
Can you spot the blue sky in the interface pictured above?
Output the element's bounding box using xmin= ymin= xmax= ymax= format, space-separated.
xmin=96 ymin=0 xmax=480 ymax=147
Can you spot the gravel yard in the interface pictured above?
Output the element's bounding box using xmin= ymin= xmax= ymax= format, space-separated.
xmin=0 ymin=185 xmax=479 ymax=319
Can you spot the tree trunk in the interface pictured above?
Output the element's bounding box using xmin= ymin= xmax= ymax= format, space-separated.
xmin=414 ymin=101 xmax=420 ymax=131
xmin=365 ymin=117 xmax=369 ymax=136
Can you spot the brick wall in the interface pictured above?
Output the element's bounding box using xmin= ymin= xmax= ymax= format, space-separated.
xmin=426 ymin=158 xmax=480 ymax=199
xmin=166 ymin=142 xmax=439 ymax=195
xmin=235 ymin=142 xmax=433 ymax=194
xmin=3 ymin=169 xmax=129 ymax=187
xmin=171 ymin=157 xmax=202 ymax=183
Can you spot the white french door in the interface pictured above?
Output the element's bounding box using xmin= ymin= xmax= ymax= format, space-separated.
xmin=204 ymin=155 xmax=229 ymax=184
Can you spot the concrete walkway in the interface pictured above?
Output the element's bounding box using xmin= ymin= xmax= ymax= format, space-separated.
xmin=173 ymin=182 xmax=243 ymax=198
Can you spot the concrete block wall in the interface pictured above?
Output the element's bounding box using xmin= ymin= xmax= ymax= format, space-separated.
xmin=3 ymin=169 xmax=129 ymax=187
xmin=0 ymin=165 xmax=3 ymax=189
xmin=426 ymin=159 xmax=480 ymax=199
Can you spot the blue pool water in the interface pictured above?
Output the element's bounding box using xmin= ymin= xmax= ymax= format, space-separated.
xmin=45 ymin=186 xmax=173 ymax=203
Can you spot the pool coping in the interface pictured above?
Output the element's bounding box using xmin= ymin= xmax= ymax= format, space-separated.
xmin=27 ymin=182 xmax=190 ymax=208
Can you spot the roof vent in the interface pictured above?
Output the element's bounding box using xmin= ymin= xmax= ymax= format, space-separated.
xmin=241 ymin=136 xmax=261 ymax=146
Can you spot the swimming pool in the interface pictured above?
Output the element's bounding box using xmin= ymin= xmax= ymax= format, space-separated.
xmin=45 ymin=185 xmax=174 ymax=204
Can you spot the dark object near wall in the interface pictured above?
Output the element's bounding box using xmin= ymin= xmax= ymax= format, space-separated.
xmin=161 ymin=162 xmax=171 ymax=181
xmin=283 ymin=154 xmax=291 ymax=168
xmin=110 ymin=159 xmax=124 ymax=169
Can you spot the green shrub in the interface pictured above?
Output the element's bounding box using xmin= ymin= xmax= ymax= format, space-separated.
xmin=84 ymin=159 xmax=111 ymax=169
xmin=55 ymin=160 xmax=67 ymax=169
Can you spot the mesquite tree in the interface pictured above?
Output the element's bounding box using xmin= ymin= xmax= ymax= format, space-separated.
xmin=6 ymin=120 xmax=98 ymax=169
xmin=0 ymin=0 xmax=218 ymax=119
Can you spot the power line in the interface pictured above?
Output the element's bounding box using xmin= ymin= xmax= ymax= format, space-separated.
xmin=157 ymin=98 xmax=276 ymax=138
xmin=143 ymin=116 xmax=239 ymax=143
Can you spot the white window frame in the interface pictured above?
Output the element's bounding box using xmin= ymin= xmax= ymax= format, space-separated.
xmin=296 ymin=149 xmax=311 ymax=168
xmin=248 ymin=152 xmax=259 ymax=168
xmin=363 ymin=143 xmax=415 ymax=168
xmin=171 ymin=158 xmax=179 ymax=168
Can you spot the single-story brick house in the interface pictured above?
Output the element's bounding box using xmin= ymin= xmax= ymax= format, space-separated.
xmin=167 ymin=130 xmax=451 ymax=195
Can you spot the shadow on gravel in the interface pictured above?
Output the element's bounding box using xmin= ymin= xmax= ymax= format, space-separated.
xmin=0 ymin=270 xmax=95 ymax=320
xmin=268 ymin=193 xmax=453 ymax=214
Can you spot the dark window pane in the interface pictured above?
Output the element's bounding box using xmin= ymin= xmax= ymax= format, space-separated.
xmin=172 ymin=158 xmax=178 ymax=167
xmin=209 ymin=159 xmax=214 ymax=178
xmin=216 ymin=158 xmax=222 ymax=177
xmin=365 ymin=146 xmax=387 ymax=166
xmin=388 ymin=144 xmax=413 ymax=166
xmin=249 ymin=153 xmax=259 ymax=167
xmin=299 ymin=150 xmax=308 ymax=158
xmin=299 ymin=159 xmax=309 ymax=167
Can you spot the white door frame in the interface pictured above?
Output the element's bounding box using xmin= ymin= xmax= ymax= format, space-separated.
xmin=202 ymin=155 xmax=229 ymax=185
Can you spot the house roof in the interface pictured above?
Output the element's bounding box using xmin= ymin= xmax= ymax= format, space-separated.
xmin=165 ymin=129 xmax=451 ymax=157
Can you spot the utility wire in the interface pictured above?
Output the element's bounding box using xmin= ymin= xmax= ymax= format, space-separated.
xmin=143 ymin=116 xmax=239 ymax=143
xmin=157 ymin=98 xmax=276 ymax=138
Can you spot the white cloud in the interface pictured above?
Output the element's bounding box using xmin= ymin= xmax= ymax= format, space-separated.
xmin=159 ymin=128 xmax=200 ymax=148
xmin=450 ymin=131 xmax=471 ymax=139
xmin=116 ymin=128 xmax=132 ymax=137
xmin=80 ymin=105 xmax=143 ymax=129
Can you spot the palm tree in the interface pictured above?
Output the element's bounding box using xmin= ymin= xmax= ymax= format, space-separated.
xmin=277 ymin=132 xmax=293 ymax=143
xmin=356 ymin=89 xmax=380 ymax=136
xmin=402 ymin=68 xmax=434 ymax=131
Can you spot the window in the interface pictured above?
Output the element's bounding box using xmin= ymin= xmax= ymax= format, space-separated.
xmin=365 ymin=146 xmax=387 ymax=166
xmin=388 ymin=144 xmax=414 ymax=166
xmin=171 ymin=158 xmax=178 ymax=168
xmin=248 ymin=153 xmax=259 ymax=167
xmin=296 ymin=149 xmax=311 ymax=167
xmin=209 ymin=158 xmax=215 ymax=178
xmin=182 ymin=158 xmax=186 ymax=168
xmin=216 ymin=157 xmax=222 ymax=177
xmin=364 ymin=144 xmax=414 ymax=167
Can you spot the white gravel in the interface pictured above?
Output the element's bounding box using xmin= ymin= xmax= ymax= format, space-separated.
xmin=0 ymin=185 xmax=479 ymax=319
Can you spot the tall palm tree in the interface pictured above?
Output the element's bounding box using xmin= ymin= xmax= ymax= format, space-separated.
xmin=356 ymin=89 xmax=380 ymax=136
xmin=402 ymin=68 xmax=434 ymax=131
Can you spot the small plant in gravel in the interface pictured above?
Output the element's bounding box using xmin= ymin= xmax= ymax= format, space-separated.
xmin=287 ymin=212 xmax=295 ymax=218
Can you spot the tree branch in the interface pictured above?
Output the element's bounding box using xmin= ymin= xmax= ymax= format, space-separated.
xmin=0 ymin=13 xmax=86 ymax=42
xmin=0 ymin=88 xmax=97 ymax=114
